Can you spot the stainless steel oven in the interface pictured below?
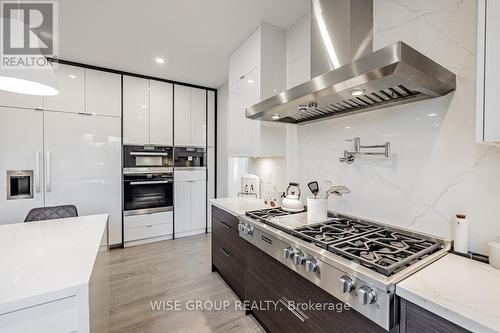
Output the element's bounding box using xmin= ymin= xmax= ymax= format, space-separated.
xmin=123 ymin=172 xmax=173 ymax=216
xmin=123 ymin=145 xmax=173 ymax=174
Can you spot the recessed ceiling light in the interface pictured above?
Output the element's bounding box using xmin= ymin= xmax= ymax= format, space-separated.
xmin=350 ymin=89 xmax=365 ymax=96
xmin=427 ymin=113 xmax=437 ymax=117
xmin=247 ymin=79 xmax=254 ymax=84
xmin=140 ymin=104 xmax=147 ymax=109
xmin=67 ymin=74 xmax=76 ymax=79
xmin=271 ymin=114 xmax=280 ymax=120
xmin=155 ymin=57 xmax=165 ymax=64
xmin=345 ymin=126 xmax=351 ymax=129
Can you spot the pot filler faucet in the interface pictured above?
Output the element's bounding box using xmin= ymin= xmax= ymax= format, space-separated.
xmin=339 ymin=137 xmax=391 ymax=164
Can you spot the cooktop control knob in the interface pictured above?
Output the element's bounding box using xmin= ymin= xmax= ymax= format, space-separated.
xmin=292 ymin=251 xmax=306 ymax=266
xmin=358 ymin=286 xmax=377 ymax=305
xmin=339 ymin=275 xmax=355 ymax=293
xmin=283 ymin=247 xmax=295 ymax=259
xmin=305 ymin=258 xmax=319 ymax=273
xmin=238 ymin=223 xmax=246 ymax=233
xmin=244 ymin=224 xmax=254 ymax=235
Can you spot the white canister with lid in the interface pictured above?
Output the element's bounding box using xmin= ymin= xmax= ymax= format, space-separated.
xmin=453 ymin=214 xmax=469 ymax=254
xmin=488 ymin=241 xmax=500 ymax=270
xmin=307 ymin=197 xmax=328 ymax=223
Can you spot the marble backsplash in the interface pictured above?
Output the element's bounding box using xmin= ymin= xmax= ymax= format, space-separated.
xmin=293 ymin=0 xmax=500 ymax=254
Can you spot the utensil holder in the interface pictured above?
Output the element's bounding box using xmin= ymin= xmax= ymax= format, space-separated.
xmin=307 ymin=197 xmax=328 ymax=222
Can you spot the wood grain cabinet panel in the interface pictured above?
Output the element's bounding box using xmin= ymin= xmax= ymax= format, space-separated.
xmin=211 ymin=207 xmax=246 ymax=300
xmin=400 ymin=298 xmax=470 ymax=333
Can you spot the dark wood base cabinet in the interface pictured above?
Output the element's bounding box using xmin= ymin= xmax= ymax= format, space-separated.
xmin=211 ymin=206 xmax=246 ymax=300
xmin=399 ymin=298 xmax=470 ymax=333
xmin=245 ymin=242 xmax=387 ymax=333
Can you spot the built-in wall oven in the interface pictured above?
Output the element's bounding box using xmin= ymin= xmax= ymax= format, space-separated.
xmin=123 ymin=172 xmax=173 ymax=216
xmin=123 ymin=145 xmax=173 ymax=216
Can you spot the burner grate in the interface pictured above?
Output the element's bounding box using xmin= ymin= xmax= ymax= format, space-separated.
xmin=328 ymin=230 xmax=441 ymax=276
xmin=292 ymin=218 xmax=381 ymax=249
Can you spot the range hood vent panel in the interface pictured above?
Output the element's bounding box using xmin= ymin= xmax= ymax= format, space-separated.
xmin=246 ymin=42 xmax=456 ymax=124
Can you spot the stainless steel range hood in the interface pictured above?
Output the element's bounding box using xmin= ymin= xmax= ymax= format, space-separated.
xmin=246 ymin=0 xmax=456 ymax=124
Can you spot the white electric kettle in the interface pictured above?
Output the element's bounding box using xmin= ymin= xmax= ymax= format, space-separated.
xmin=281 ymin=183 xmax=304 ymax=212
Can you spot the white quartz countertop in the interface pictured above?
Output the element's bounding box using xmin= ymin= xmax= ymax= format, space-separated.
xmin=0 ymin=214 xmax=108 ymax=314
xmin=397 ymin=254 xmax=500 ymax=333
xmin=209 ymin=197 xmax=270 ymax=216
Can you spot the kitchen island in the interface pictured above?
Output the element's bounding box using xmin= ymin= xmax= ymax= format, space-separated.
xmin=0 ymin=214 xmax=108 ymax=333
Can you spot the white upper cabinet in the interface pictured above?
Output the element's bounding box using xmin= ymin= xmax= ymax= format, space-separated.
xmin=0 ymin=90 xmax=43 ymax=110
xmin=174 ymin=85 xmax=191 ymax=146
xmin=123 ymin=76 xmax=150 ymax=145
xmin=43 ymin=64 xmax=85 ymax=113
xmin=174 ymin=85 xmax=207 ymax=147
xmin=227 ymin=21 xmax=287 ymax=157
xmin=85 ymin=69 xmax=121 ymax=117
xmin=190 ymin=88 xmax=207 ymax=147
xmin=477 ymin=0 xmax=500 ymax=143
xmin=150 ymin=80 xmax=173 ymax=146
xmin=229 ymin=29 xmax=260 ymax=86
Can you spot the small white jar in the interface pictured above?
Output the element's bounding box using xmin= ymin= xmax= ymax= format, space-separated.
xmin=488 ymin=241 xmax=500 ymax=270
xmin=307 ymin=197 xmax=328 ymax=223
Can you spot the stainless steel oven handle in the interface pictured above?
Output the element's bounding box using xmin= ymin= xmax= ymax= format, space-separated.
xmin=129 ymin=180 xmax=172 ymax=185
xmin=130 ymin=152 xmax=170 ymax=156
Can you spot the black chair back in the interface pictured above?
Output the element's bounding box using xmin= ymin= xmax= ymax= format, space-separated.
xmin=24 ymin=205 xmax=78 ymax=222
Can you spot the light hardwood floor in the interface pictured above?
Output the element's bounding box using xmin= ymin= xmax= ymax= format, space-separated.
xmin=90 ymin=234 xmax=264 ymax=333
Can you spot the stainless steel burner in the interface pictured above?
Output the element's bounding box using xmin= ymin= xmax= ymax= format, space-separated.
xmin=328 ymin=230 xmax=441 ymax=276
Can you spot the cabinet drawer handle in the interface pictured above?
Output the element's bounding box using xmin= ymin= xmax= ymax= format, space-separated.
xmin=219 ymin=248 xmax=231 ymax=258
xmin=278 ymin=298 xmax=308 ymax=322
xmin=218 ymin=220 xmax=231 ymax=229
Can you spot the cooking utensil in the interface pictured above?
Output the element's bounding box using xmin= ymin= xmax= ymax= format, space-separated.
xmin=322 ymin=185 xmax=351 ymax=198
xmin=282 ymin=182 xmax=304 ymax=212
xmin=307 ymin=181 xmax=319 ymax=198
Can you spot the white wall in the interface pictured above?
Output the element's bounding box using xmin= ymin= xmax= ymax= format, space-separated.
xmin=291 ymin=0 xmax=500 ymax=254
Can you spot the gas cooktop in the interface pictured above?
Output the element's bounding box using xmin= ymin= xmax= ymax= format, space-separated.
xmin=245 ymin=208 xmax=443 ymax=277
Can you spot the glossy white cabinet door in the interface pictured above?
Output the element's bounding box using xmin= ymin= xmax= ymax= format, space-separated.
xmin=43 ymin=64 xmax=85 ymax=113
xmin=483 ymin=0 xmax=500 ymax=142
xmin=207 ymin=90 xmax=215 ymax=147
xmin=123 ymin=76 xmax=150 ymax=144
xmin=174 ymin=180 xmax=190 ymax=233
xmin=0 ymin=107 xmax=44 ymax=224
xmin=174 ymin=85 xmax=190 ymax=146
xmin=0 ymin=90 xmax=43 ymax=110
xmin=229 ymin=28 xmax=260 ymax=85
xmin=150 ymin=80 xmax=173 ymax=145
xmin=43 ymin=111 xmax=122 ymax=245
xmin=190 ymin=180 xmax=207 ymax=231
xmin=227 ymin=67 xmax=261 ymax=157
xmin=190 ymin=88 xmax=206 ymax=147
xmin=85 ymin=69 xmax=121 ymax=117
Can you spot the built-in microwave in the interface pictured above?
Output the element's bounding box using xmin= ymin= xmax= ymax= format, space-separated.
xmin=123 ymin=145 xmax=173 ymax=174
xmin=174 ymin=147 xmax=206 ymax=169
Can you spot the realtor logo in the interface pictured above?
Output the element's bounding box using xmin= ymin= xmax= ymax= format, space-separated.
xmin=1 ymin=0 xmax=58 ymax=68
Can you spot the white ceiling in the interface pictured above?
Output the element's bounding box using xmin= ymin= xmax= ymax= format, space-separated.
xmin=58 ymin=0 xmax=309 ymax=89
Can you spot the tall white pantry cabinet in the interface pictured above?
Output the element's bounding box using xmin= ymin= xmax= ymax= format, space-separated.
xmin=0 ymin=64 xmax=123 ymax=245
